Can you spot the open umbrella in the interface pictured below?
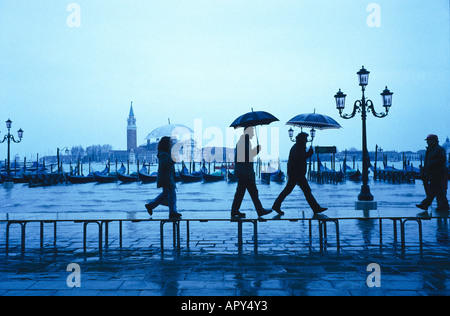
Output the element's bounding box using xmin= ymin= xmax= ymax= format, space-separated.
xmin=286 ymin=112 xmax=341 ymax=130
xmin=144 ymin=123 xmax=193 ymax=141
xmin=230 ymin=109 xmax=279 ymax=146
xmin=286 ymin=111 xmax=341 ymax=145
xmin=230 ymin=109 xmax=279 ymax=129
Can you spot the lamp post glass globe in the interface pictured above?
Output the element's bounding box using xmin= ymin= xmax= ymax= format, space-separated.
xmin=381 ymin=86 xmax=393 ymax=108
xmin=334 ymin=89 xmax=346 ymax=110
xmin=357 ymin=66 xmax=370 ymax=86
xmin=288 ymin=127 xmax=294 ymax=141
xmin=6 ymin=119 xmax=12 ymax=129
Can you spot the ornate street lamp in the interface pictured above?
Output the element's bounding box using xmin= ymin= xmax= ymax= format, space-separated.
xmin=288 ymin=127 xmax=294 ymax=141
xmin=288 ymin=127 xmax=316 ymax=143
xmin=1 ymin=119 xmax=24 ymax=183
xmin=335 ymin=66 xmax=393 ymax=208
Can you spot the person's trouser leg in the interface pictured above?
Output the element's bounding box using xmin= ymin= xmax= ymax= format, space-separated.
xmin=167 ymin=187 xmax=178 ymax=215
xmin=148 ymin=190 xmax=168 ymax=209
xmin=231 ymin=180 xmax=247 ymax=212
xmin=298 ymin=177 xmax=321 ymax=210
xmin=246 ymin=179 xmax=264 ymax=212
xmin=434 ymin=181 xmax=449 ymax=210
xmin=272 ymin=179 xmax=297 ymax=209
xmin=420 ymin=180 xmax=434 ymax=208
xmin=421 ymin=180 xmax=436 ymax=208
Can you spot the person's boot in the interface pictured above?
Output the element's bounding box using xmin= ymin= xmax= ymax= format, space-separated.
xmin=257 ymin=208 xmax=272 ymax=217
xmin=145 ymin=203 xmax=153 ymax=216
xmin=415 ymin=204 xmax=428 ymax=211
xmin=271 ymin=205 xmax=284 ymax=215
xmin=313 ymin=207 xmax=328 ymax=214
xmin=169 ymin=212 xmax=182 ymax=219
xmin=231 ymin=210 xmax=246 ymax=218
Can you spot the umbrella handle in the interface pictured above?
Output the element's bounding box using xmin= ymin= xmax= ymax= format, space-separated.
xmin=255 ymin=127 xmax=260 ymax=154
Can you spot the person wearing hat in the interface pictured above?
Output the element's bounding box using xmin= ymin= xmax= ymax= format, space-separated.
xmin=416 ymin=134 xmax=449 ymax=212
xmin=272 ymin=132 xmax=327 ymax=215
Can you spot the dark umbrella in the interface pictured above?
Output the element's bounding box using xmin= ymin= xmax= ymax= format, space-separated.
xmin=286 ymin=111 xmax=341 ymax=145
xmin=286 ymin=112 xmax=341 ymax=130
xmin=230 ymin=109 xmax=279 ymax=129
xmin=230 ymin=109 xmax=279 ymax=146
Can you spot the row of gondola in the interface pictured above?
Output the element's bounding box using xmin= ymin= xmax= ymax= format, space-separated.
xmin=0 ymin=161 xmax=287 ymax=187
xmin=66 ymin=162 xmax=287 ymax=185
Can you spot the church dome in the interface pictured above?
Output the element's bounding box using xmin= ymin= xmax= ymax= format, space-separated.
xmin=144 ymin=123 xmax=193 ymax=142
xmin=442 ymin=136 xmax=450 ymax=150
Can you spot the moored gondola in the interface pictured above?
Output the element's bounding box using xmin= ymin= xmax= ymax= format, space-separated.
xmin=201 ymin=170 xmax=225 ymax=182
xmin=179 ymin=171 xmax=202 ymax=183
xmin=270 ymin=169 xmax=286 ymax=183
xmin=94 ymin=164 xmax=126 ymax=183
xmin=139 ymin=170 xmax=158 ymax=183
xmin=118 ymin=172 xmax=140 ymax=183
xmin=66 ymin=173 xmax=95 ymax=184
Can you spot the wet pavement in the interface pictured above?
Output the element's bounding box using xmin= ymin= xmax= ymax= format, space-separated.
xmin=0 ymin=208 xmax=449 ymax=296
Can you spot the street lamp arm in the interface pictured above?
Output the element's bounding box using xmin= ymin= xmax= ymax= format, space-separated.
xmin=11 ymin=135 xmax=22 ymax=144
xmin=366 ymin=99 xmax=388 ymax=118
xmin=0 ymin=134 xmax=8 ymax=144
xmin=10 ymin=135 xmax=22 ymax=144
xmin=338 ymin=100 xmax=361 ymax=119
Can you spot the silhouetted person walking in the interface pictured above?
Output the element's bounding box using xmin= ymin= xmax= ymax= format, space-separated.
xmin=272 ymin=132 xmax=327 ymax=215
xmin=231 ymin=127 xmax=272 ymax=218
xmin=416 ymin=134 xmax=449 ymax=212
xmin=145 ymin=136 xmax=182 ymax=219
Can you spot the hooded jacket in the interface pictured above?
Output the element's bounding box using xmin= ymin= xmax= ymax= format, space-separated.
xmin=157 ymin=151 xmax=176 ymax=189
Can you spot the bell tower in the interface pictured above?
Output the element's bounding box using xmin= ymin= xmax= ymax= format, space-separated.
xmin=127 ymin=102 xmax=137 ymax=151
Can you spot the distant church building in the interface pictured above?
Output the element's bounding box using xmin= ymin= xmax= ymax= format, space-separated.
xmin=127 ymin=102 xmax=137 ymax=151
xmin=443 ymin=136 xmax=450 ymax=155
xmin=110 ymin=102 xmax=233 ymax=165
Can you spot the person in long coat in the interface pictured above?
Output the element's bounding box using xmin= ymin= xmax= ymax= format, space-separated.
xmin=416 ymin=134 xmax=449 ymax=212
xmin=231 ymin=127 xmax=272 ymax=218
xmin=272 ymin=132 xmax=327 ymax=215
xmin=145 ymin=136 xmax=182 ymax=219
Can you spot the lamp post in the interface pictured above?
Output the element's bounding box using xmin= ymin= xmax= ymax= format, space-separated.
xmin=1 ymin=119 xmax=24 ymax=184
xmin=334 ymin=66 xmax=393 ymax=208
xmin=57 ymin=147 xmax=70 ymax=173
xmin=288 ymin=127 xmax=316 ymax=143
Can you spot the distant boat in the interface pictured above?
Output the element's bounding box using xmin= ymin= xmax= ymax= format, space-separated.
xmin=179 ymin=171 xmax=202 ymax=183
xmin=22 ymin=166 xmax=48 ymax=183
xmin=11 ymin=167 xmax=28 ymax=183
xmin=94 ymin=164 xmax=126 ymax=183
xmin=270 ymin=169 xmax=285 ymax=183
xmin=347 ymin=170 xmax=362 ymax=181
xmin=118 ymin=172 xmax=139 ymax=183
xmin=28 ymin=171 xmax=67 ymax=187
xmin=179 ymin=161 xmax=205 ymax=183
xmin=139 ymin=165 xmax=158 ymax=183
xmin=343 ymin=164 xmax=361 ymax=181
xmin=201 ymin=170 xmax=225 ymax=182
xmin=66 ymin=172 xmax=95 ymax=184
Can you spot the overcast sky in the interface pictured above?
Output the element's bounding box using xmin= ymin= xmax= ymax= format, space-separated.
xmin=0 ymin=0 xmax=449 ymax=160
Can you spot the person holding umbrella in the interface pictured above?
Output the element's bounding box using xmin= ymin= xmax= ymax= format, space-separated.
xmin=231 ymin=127 xmax=272 ymax=218
xmin=272 ymin=132 xmax=327 ymax=215
xmin=145 ymin=136 xmax=182 ymax=219
xmin=229 ymin=109 xmax=278 ymax=218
